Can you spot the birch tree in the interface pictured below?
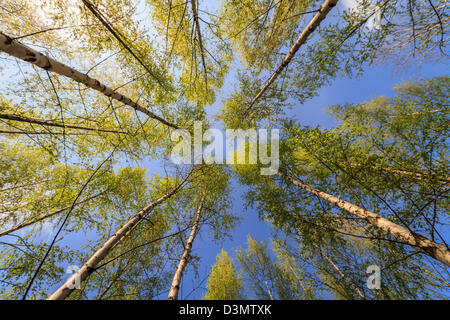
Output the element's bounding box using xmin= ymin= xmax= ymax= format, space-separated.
xmin=203 ymin=250 xmax=244 ymax=300
xmin=47 ymin=167 xmax=195 ymax=300
xmin=233 ymin=76 xmax=449 ymax=298
xmin=167 ymin=189 xmax=206 ymax=300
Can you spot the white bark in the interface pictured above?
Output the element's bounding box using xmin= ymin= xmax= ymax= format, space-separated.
xmin=0 ymin=32 xmax=179 ymax=129
xmin=167 ymin=190 xmax=206 ymax=300
xmin=47 ymin=168 xmax=194 ymax=300
xmin=276 ymin=171 xmax=450 ymax=267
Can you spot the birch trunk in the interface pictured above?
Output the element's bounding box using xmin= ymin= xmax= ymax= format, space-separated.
xmin=0 ymin=192 xmax=104 ymax=238
xmin=320 ymin=249 xmax=366 ymax=299
xmin=190 ymin=0 xmax=208 ymax=87
xmin=0 ymin=113 xmax=128 ymax=134
xmin=244 ymin=0 xmax=338 ymax=115
xmin=47 ymin=168 xmax=194 ymax=300
xmin=345 ymin=162 xmax=450 ymax=184
xmin=276 ymin=171 xmax=450 ymax=267
xmin=167 ymin=189 xmax=206 ymax=300
xmin=0 ymin=32 xmax=179 ymax=130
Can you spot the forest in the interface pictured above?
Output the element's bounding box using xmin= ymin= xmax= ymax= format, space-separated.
xmin=0 ymin=0 xmax=448 ymax=301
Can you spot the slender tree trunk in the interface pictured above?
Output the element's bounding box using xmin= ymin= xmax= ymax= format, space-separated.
xmin=0 ymin=113 xmax=128 ymax=134
xmin=167 ymin=189 xmax=207 ymax=300
xmin=0 ymin=192 xmax=104 ymax=238
xmin=244 ymin=0 xmax=338 ymax=115
xmin=345 ymin=162 xmax=450 ymax=184
xmin=190 ymin=0 xmax=208 ymax=88
xmin=276 ymin=171 xmax=450 ymax=267
xmin=0 ymin=32 xmax=179 ymax=130
xmin=320 ymin=248 xmax=366 ymax=299
xmin=80 ymin=0 xmax=165 ymax=88
xmin=47 ymin=168 xmax=194 ymax=300
xmin=263 ymin=275 xmax=275 ymax=300
xmin=284 ymin=259 xmax=307 ymax=292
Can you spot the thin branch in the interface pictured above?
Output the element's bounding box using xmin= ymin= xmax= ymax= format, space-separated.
xmin=243 ymin=0 xmax=338 ymax=116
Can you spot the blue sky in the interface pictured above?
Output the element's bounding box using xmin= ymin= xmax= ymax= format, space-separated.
xmin=1 ymin=0 xmax=448 ymax=300
xmin=169 ymin=55 xmax=449 ymax=299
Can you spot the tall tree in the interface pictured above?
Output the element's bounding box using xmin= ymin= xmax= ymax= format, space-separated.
xmin=203 ymin=249 xmax=244 ymax=300
xmin=235 ymin=236 xmax=316 ymax=300
xmin=47 ymin=167 xmax=195 ymax=300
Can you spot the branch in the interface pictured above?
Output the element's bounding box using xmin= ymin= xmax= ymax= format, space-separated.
xmin=243 ymin=0 xmax=338 ymax=116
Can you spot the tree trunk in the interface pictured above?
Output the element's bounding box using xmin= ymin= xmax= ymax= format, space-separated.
xmin=244 ymin=0 xmax=338 ymax=115
xmin=0 ymin=192 xmax=104 ymax=238
xmin=345 ymin=162 xmax=450 ymax=184
xmin=320 ymin=248 xmax=366 ymax=299
xmin=167 ymin=189 xmax=207 ymax=300
xmin=0 ymin=32 xmax=179 ymax=130
xmin=276 ymin=171 xmax=450 ymax=267
xmin=47 ymin=168 xmax=194 ymax=300
xmin=0 ymin=113 xmax=128 ymax=134
xmin=190 ymin=0 xmax=208 ymax=88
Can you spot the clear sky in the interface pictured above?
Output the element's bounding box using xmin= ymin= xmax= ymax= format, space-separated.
xmin=1 ymin=0 xmax=448 ymax=300
xmin=170 ymin=57 xmax=449 ymax=299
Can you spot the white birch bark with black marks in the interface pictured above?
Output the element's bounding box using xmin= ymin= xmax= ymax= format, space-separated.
xmin=47 ymin=168 xmax=194 ymax=300
xmin=167 ymin=189 xmax=207 ymax=300
xmin=276 ymin=171 xmax=450 ymax=267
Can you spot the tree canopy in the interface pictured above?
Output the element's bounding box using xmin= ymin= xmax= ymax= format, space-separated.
xmin=0 ymin=0 xmax=448 ymax=300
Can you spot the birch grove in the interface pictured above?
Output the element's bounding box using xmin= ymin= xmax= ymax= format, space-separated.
xmin=0 ymin=0 xmax=448 ymax=301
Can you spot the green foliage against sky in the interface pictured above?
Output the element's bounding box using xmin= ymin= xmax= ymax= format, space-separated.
xmin=0 ymin=0 xmax=448 ymax=300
